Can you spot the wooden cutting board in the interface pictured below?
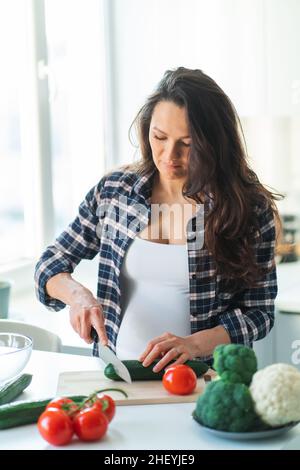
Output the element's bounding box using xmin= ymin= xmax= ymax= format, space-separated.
xmin=57 ymin=370 xmax=208 ymax=406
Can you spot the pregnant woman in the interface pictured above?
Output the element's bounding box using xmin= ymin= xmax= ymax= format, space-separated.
xmin=35 ymin=67 xmax=282 ymax=370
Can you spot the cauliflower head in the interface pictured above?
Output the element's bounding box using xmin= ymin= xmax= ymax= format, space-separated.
xmin=194 ymin=379 xmax=258 ymax=432
xmin=250 ymin=363 xmax=300 ymax=427
xmin=213 ymin=344 xmax=257 ymax=386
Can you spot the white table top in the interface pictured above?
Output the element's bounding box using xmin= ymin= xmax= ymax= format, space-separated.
xmin=0 ymin=350 xmax=299 ymax=450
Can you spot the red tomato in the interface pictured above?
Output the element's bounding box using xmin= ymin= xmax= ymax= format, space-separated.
xmin=37 ymin=409 xmax=74 ymax=446
xmin=46 ymin=397 xmax=79 ymax=417
xmin=162 ymin=364 xmax=197 ymax=395
xmin=91 ymin=394 xmax=116 ymax=423
xmin=73 ymin=407 xmax=109 ymax=442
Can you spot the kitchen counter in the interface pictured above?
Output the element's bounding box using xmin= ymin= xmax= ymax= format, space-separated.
xmin=0 ymin=350 xmax=299 ymax=450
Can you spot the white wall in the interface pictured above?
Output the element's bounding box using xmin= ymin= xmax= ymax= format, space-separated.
xmin=265 ymin=0 xmax=300 ymax=117
xmin=110 ymin=0 xmax=269 ymax=164
xmin=107 ymin=0 xmax=300 ymax=214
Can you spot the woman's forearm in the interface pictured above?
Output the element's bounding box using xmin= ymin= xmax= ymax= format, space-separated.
xmin=188 ymin=325 xmax=231 ymax=357
xmin=45 ymin=272 xmax=92 ymax=306
xmin=46 ymin=273 xmax=108 ymax=345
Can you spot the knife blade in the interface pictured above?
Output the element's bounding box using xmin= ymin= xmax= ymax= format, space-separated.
xmin=91 ymin=327 xmax=132 ymax=384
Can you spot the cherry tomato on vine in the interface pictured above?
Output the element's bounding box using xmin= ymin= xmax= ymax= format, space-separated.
xmin=38 ymin=408 xmax=74 ymax=446
xmin=45 ymin=397 xmax=79 ymax=417
xmin=73 ymin=407 xmax=109 ymax=442
xmin=91 ymin=394 xmax=116 ymax=423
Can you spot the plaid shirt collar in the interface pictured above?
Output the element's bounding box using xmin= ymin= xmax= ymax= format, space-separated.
xmin=130 ymin=166 xmax=157 ymax=201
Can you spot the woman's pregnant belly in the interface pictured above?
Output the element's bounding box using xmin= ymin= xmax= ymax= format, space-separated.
xmin=116 ymin=281 xmax=191 ymax=360
xmin=115 ymin=237 xmax=191 ymax=360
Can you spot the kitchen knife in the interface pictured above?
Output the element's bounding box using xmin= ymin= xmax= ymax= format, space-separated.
xmin=91 ymin=327 xmax=132 ymax=384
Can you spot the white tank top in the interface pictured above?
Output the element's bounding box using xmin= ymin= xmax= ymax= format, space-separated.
xmin=116 ymin=236 xmax=191 ymax=360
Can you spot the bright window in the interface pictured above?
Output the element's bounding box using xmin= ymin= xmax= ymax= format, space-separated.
xmin=45 ymin=0 xmax=106 ymax=236
xmin=0 ymin=0 xmax=106 ymax=272
xmin=0 ymin=1 xmax=27 ymax=264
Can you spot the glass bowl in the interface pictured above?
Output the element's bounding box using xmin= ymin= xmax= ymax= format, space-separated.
xmin=0 ymin=333 xmax=33 ymax=384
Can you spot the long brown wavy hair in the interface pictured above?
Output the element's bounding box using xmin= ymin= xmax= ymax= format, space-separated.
xmin=126 ymin=67 xmax=284 ymax=292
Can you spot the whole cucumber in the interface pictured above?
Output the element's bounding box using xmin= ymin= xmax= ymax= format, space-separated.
xmin=0 ymin=395 xmax=86 ymax=430
xmin=0 ymin=374 xmax=33 ymax=406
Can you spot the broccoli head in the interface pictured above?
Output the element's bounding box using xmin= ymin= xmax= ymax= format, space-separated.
xmin=213 ymin=344 xmax=257 ymax=385
xmin=194 ymin=380 xmax=258 ymax=432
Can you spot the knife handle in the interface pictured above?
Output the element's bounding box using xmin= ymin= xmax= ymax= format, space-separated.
xmin=90 ymin=326 xmax=98 ymax=343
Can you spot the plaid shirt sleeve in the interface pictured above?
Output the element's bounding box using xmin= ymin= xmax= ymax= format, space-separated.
xmin=218 ymin=203 xmax=278 ymax=346
xmin=34 ymin=177 xmax=106 ymax=311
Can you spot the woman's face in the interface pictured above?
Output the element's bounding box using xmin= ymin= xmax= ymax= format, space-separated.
xmin=149 ymin=101 xmax=191 ymax=181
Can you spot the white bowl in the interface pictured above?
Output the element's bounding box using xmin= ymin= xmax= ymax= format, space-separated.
xmin=0 ymin=333 xmax=33 ymax=384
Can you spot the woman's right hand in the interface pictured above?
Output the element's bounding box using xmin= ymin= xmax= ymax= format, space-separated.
xmin=69 ymin=289 xmax=108 ymax=345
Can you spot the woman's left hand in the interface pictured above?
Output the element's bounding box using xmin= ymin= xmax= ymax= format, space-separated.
xmin=138 ymin=332 xmax=198 ymax=373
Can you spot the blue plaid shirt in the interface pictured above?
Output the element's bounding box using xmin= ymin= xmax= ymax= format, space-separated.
xmin=34 ymin=167 xmax=277 ymax=364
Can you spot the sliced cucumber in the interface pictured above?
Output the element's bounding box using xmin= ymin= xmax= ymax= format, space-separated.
xmin=104 ymin=359 xmax=209 ymax=381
